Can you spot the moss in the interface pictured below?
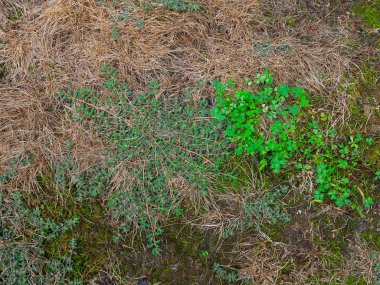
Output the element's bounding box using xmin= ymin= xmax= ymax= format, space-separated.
xmin=346 ymin=83 xmax=367 ymax=128
xmin=353 ymin=0 xmax=380 ymax=29
xmin=36 ymin=174 xmax=54 ymax=190
xmin=366 ymin=143 xmax=380 ymax=168
xmin=168 ymin=225 xmax=205 ymax=257
xmin=33 ymin=173 xmax=221 ymax=283
xmin=342 ymin=63 xmax=380 ymax=131
xmin=361 ymin=230 xmax=380 ymax=250
xmin=320 ymin=239 xmax=346 ymax=268
xmin=264 ymin=221 xmax=286 ymax=241
xmin=149 ymin=225 xmax=218 ymax=284
xmin=45 ymin=232 xmax=71 ymax=258
xmin=345 ymin=276 xmax=368 ymax=285
xmin=280 ymin=261 xmax=293 ymax=276
xmin=358 ymin=64 xmax=379 ymax=92
xmin=71 ymin=202 xmax=114 ymax=278
xmin=31 ymin=173 xmax=117 ymax=281
xmin=43 ymin=199 xmax=115 ymax=279
xmin=311 ymin=213 xmax=353 ymax=271
xmin=151 ymin=266 xmax=178 ymax=284
xmin=344 ymin=276 xmax=368 ymax=285
xmin=216 ymin=155 xmax=286 ymax=194
xmin=215 ymin=155 xmax=251 ymax=193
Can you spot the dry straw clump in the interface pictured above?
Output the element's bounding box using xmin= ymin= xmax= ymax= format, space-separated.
xmin=1 ymin=0 xmax=355 ymax=94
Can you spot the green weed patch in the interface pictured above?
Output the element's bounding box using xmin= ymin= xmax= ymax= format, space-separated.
xmin=59 ymin=65 xmax=227 ymax=255
xmin=212 ymin=70 xmax=379 ymax=213
xmin=0 ymin=192 xmax=80 ymax=285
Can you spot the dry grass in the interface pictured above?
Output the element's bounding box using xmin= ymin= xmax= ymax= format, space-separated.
xmin=237 ymin=212 xmax=378 ymax=284
xmin=1 ymin=0 xmax=355 ymax=92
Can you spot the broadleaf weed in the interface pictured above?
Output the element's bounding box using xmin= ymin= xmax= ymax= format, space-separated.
xmin=212 ymin=70 xmax=379 ymax=213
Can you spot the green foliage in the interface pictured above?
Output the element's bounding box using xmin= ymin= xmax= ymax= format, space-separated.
xmin=53 ymin=141 xmax=81 ymax=190
xmin=253 ymin=42 xmax=293 ymax=57
xmin=109 ymin=1 xmax=146 ymax=31
xmin=111 ymin=27 xmax=121 ymax=39
xmin=0 ymin=153 xmax=31 ymax=185
xmin=211 ymin=69 xmax=309 ymax=173
xmin=372 ymin=253 xmax=380 ymax=283
xmin=212 ymin=71 xmax=378 ymax=212
xmin=0 ymin=63 xmax=12 ymax=78
xmin=59 ymin=65 xmax=227 ymax=255
xmin=199 ymin=250 xmax=209 ymax=258
xmin=107 ymin=0 xmax=200 ymax=39
xmin=307 ymin=128 xmax=376 ymax=212
xmin=212 ymin=263 xmax=237 ymax=284
xmin=212 ymin=263 xmax=251 ymax=284
xmin=153 ymin=0 xmax=201 ymax=12
xmin=344 ymin=64 xmax=380 ymax=127
xmin=353 ymin=0 xmax=380 ymax=29
xmin=345 ymin=276 xmax=368 ymax=285
xmin=222 ymin=186 xmax=290 ymax=239
xmin=9 ymin=9 xmax=23 ymax=21
xmin=0 ymin=192 xmax=81 ymax=285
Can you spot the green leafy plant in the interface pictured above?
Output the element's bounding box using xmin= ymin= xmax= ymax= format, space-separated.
xmin=352 ymin=0 xmax=380 ymax=29
xmin=212 ymin=70 xmax=378 ymax=213
xmin=153 ymin=0 xmax=201 ymax=12
xmin=107 ymin=0 xmax=200 ymax=39
xmin=310 ymin=132 xmax=376 ymax=210
xmin=212 ymin=262 xmax=251 ymax=284
xmin=9 ymin=9 xmax=23 ymax=21
xmin=211 ymin=69 xmax=309 ymax=173
xmin=0 ymin=153 xmax=32 ymax=185
xmin=222 ymin=186 xmax=290 ymax=239
xmin=212 ymin=263 xmax=238 ymax=284
xmin=372 ymin=253 xmax=380 ymax=283
xmin=199 ymin=250 xmax=209 ymax=258
xmin=58 ymin=65 xmax=227 ymax=255
xmin=111 ymin=27 xmax=121 ymax=39
xmin=0 ymin=192 xmax=81 ymax=285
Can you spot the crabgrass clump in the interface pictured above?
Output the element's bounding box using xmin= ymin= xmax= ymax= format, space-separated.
xmin=0 ymin=63 xmax=12 ymax=79
xmin=59 ymin=65 xmax=227 ymax=255
xmin=0 ymin=192 xmax=81 ymax=285
xmin=212 ymin=70 xmax=379 ymax=213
